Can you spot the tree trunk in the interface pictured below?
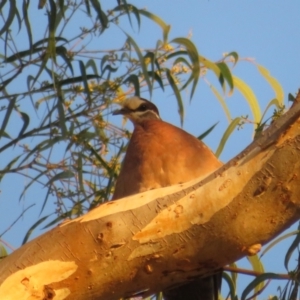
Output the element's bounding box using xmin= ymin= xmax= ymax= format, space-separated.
xmin=1 ymin=100 xmax=300 ymax=300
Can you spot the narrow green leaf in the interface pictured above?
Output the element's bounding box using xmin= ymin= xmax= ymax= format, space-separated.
xmin=69 ymin=121 xmax=75 ymax=136
xmin=79 ymin=60 xmax=92 ymax=105
xmin=30 ymin=54 xmax=49 ymax=89
xmin=100 ymin=55 xmax=118 ymax=79
xmin=35 ymin=93 xmax=57 ymax=109
xmin=113 ymin=4 xmax=141 ymax=30
xmin=0 ymin=243 xmax=8 ymax=259
xmin=173 ymin=56 xmax=192 ymax=69
xmin=224 ymin=51 xmax=239 ymax=66
xmin=166 ymin=50 xmax=189 ymax=61
xmin=247 ymin=255 xmax=265 ymax=296
xmin=261 ymin=230 xmax=300 ymax=258
xmin=3 ymin=20 xmax=9 ymax=59
xmin=18 ymin=112 xmax=30 ymax=137
xmin=65 ymin=140 xmax=75 ymax=153
xmin=103 ymin=142 xmax=125 ymax=200
xmin=56 ymin=89 xmax=67 ymax=137
xmin=125 ymin=33 xmax=152 ymax=96
xmin=5 ymin=46 xmax=45 ymax=63
xmin=0 ymin=0 xmax=16 ymax=36
xmin=32 ymin=37 xmax=68 ymax=49
xmin=1 ymin=97 xmax=16 ymax=138
xmin=289 ymin=265 xmax=299 ymax=300
xmin=124 ymin=74 xmax=140 ymax=96
xmin=86 ymin=143 xmax=113 ymax=174
xmin=199 ymin=55 xmax=221 ymax=78
xmin=56 ymin=46 xmax=74 ymax=75
xmin=5 ymin=38 xmax=66 ymax=64
xmin=19 ymin=170 xmax=48 ymax=202
xmin=233 ymin=76 xmax=261 ymax=125
xmin=146 ymin=51 xmax=164 ymax=90
xmin=22 ymin=215 xmax=49 ymax=245
xmin=284 ymin=223 xmax=300 ymax=271
xmin=197 ymin=122 xmax=219 ymax=140
xmin=138 ymin=9 xmax=170 ymax=43
xmin=47 ymin=0 xmax=57 ymax=63
xmin=46 ymin=170 xmax=75 ymax=186
xmin=39 ymin=185 xmax=51 ymax=216
xmin=127 ymin=4 xmax=140 ymax=30
xmin=122 ymin=0 xmax=133 ymax=29
xmin=0 ymin=131 xmax=10 ymax=139
xmin=156 ymin=292 xmax=164 ymax=300
xmin=72 ymin=129 xmax=96 ymax=144
xmin=100 ymin=54 xmax=109 ymax=72
xmin=18 ymin=137 xmax=65 ymax=167
xmin=288 ymin=93 xmax=296 ymax=102
xmin=26 ymin=74 xmax=38 ymax=111
xmin=228 ymin=262 xmax=238 ymax=287
xmin=121 ymin=1 xmax=136 ymax=30
xmin=48 ymin=0 xmax=56 ymax=32
xmin=215 ymin=117 xmax=241 ymax=158
xmin=260 ymin=98 xmax=282 ymax=125
xmin=58 ymin=0 xmax=65 ymax=19
xmin=15 ymin=6 xmax=22 ymax=33
xmin=147 ymin=71 xmax=164 ymax=91
xmin=64 ymin=122 xmax=76 ymax=153
xmin=0 ymin=155 xmax=21 ymax=182
xmin=86 ymin=59 xmax=98 ymax=75
xmin=256 ymin=64 xmax=284 ymax=105
xmin=222 ymin=272 xmax=237 ymax=300
xmin=248 ymin=255 xmax=264 ymax=273
xmin=101 ymin=64 xmax=118 ymax=79
xmin=171 ymin=38 xmax=200 ymax=99
xmin=280 ymin=282 xmax=289 ymax=300
xmin=84 ymin=0 xmax=91 ymax=15
xmin=0 ymin=70 xmax=23 ymax=91
xmin=166 ymin=69 xmax=184 ymax=126
xmin=241 ymin=273 xmax=285 ymax=300
xmin=90 ymin=0 xmax=108 ymax=32
xmin=43 ymin=211 xmax=72 ymax=229
xmin=217 ymin=62 xmax=234 ymax=93
xmin=0 ymin=0 xmax=8 ymax=11
xmin=209 ymin=85 xmax=231 ymax=123
xmin=77 ymin=153 xmax=85 ymax=194
xmin=144 ymin=52 xmax=155 ymax=83
xmin=38 ymin=0 xmax=46 ymax=9
xmin=22 ymin=0 xmax=33 ymax=58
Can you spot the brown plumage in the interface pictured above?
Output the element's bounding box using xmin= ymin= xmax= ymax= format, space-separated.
xmin=112 ymin=96 xmax=222 ymax=300
xmin=112 ymin=97 xmax=222 ymax=200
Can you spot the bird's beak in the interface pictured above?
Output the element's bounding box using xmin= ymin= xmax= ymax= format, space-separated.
xmin=112 ymin=107 xmax=129 ymax=116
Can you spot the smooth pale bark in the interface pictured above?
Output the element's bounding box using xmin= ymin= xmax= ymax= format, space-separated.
xmin=1 ymin=101 xmax=300 ymax=300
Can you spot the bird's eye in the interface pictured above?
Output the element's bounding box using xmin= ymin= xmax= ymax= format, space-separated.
xmin=139 ymin=104 xmax=147 ymax=111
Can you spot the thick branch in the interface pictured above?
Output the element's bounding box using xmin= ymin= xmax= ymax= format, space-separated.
xmin=1 ymin=102 xmax=300 ymax=300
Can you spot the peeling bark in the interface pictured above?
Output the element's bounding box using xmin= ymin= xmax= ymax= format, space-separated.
xmin=1 ymin=101 xmax=300 ymax=300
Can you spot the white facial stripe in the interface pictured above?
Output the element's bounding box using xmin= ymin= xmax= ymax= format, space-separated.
xmin=134 ymin=110 xmax=160 ymax=121
xmin=122 ymin=96 xmax=144 ymax=111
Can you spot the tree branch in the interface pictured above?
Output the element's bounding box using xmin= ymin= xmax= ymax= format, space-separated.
xmin=1 ymin=102 xmax=300 ymax=299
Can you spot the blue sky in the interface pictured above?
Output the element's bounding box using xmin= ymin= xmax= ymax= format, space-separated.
xmin=1 ymin=0 xmax=300 ymax=298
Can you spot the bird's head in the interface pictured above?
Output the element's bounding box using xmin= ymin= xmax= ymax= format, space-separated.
xmin=113 ymin=96 xmax=161 ymax=125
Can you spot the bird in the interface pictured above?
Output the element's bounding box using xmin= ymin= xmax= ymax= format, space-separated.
xmin=112 ymin=96 xmax=223 ymax=300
